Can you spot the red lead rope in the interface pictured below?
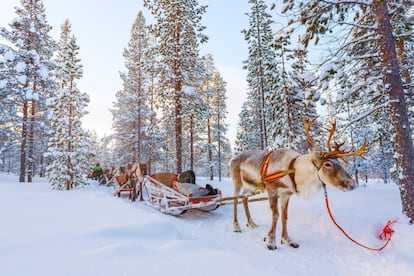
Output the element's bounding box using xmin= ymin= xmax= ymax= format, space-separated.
xmin=323 ymin=185 xmax=397 ymax=251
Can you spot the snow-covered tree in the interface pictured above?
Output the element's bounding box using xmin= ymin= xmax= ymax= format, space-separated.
xmin=111 ymin=11 xmax=155 ymax=166
xmin=234 ymin=100 xmax=261 ymax=153
xmin=0 ymin=46 xmax=21 ymax=173
xmin=242 ymin=0 xmax=278 ymax=149
xmin=209 ymin=71 xmax=232 ymax=179
xmin=0 ymin=0 xmax=56 ymax=182
xmin=281 ymin=0 xmax=414 ymax=223
xmin=267 ymin=28 xmax=320 ymax=152
xmin=286 ymin=42 xmax=319 ymax=153
xmin=45 ymin=20 xmax=91 ymax=190
xmin=191 ymin=55 xmax=231 ymax=179
xmin=144 ymin=0 xmax=208 ymax=173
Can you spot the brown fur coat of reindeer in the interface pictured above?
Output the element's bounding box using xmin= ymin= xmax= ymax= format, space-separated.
xmin=230 ymin=118 xmax=366 ymax=250
xmin=114 ymin=162 xmax=147 ymax=201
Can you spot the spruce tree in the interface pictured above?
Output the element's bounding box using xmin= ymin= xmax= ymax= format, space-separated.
xmin=0 ymin=0 xmax=55 ymax=182
xmin=45 ymin=20 xmax=91 ymax=190
xmin=111 ymin=11 xmax=154 ymax=166
xmin=210 ymin=71 xmax=231 ymax=179
xmin=242 ymin=0 xmax=278 ymax=149
xmin=144 ymin=0 xmax=208 ymax=173
xmin=281 ymin=0 xmax=414 ymax=223
xmin=0 ymin=46 xmax=21 ymax=173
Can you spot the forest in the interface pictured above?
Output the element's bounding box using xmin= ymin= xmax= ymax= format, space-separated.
xmin=0 ymin=0 xmax=413 ymax=222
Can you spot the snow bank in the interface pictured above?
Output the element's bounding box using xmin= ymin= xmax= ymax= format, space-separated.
xmin=0 ymin=173 xmax=412 ymax=276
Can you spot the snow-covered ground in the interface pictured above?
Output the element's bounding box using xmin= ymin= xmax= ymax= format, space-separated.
xmin=0 ymin=172 xmax=412 ymax=276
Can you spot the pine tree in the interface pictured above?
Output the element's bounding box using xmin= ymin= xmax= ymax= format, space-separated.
xmin=287 ymin=42 xmax=319 ymax=152
xmin=0 ymin=0 xmax=55 ymax=182
xmin=210 ymin=71 xmax=231 ymax=179
xmin=0 ymin=46 xmax=21 ymax=173
xmin=144 ymin=0 xmax=208 ymax=173
xmin=45 ymin=20 xmax=91 ymax=190
xmin=192 ymin=55 xmax=231 ymax=179
xmin=110 ymin=11 xmax=154 ymax=166
xmin=281 ymin=0 xmax=414 ymax=223
xmin=234 ymin=100 xmax=261 ymax=153
xmin=242 ymin=0 xmax=278 ymax=149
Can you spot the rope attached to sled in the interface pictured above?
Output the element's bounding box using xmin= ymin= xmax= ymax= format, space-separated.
xmin=323 ymin=184 xmax=397 ymax=251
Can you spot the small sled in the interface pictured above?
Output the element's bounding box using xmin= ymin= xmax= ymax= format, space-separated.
xmin=144 ymin=172 xmax=222 ymax=215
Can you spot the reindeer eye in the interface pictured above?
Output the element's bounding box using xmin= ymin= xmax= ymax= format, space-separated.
xmin=323 ymin=161 xmax=333 ymax=169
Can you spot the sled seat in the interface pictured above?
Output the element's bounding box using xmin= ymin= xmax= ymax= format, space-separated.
xmin=150 ymin=173 xmax=178 ymax=188
xmin=149 ymin=172 xmax=218 ymax=199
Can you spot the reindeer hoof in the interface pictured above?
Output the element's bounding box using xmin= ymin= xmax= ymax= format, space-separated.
xmin=264 ymin=237 xmax=277 ymax=250
xmin=267 ymin=244 xmax=277 ymax=250
xmin=233 ymin=223 xmax=242 ymax=233
xmin=246 ymin=221 xmax=258 ymax=229
xmin=281 ymin=239 xmax=299 ymax=248
xmin=288 ymin=242 xmax=299 ymax=248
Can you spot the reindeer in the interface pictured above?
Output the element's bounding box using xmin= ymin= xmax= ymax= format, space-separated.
xmin=127 ymin=162 xmax=147 ymax=201
xmin=114 ymin=162 xmax=147 ymax=201
xmin=230 ymin=118 xmax=367 ymax=250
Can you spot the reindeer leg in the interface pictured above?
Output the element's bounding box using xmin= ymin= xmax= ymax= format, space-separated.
xmin=280 ymin=194 xmax=299 ymax=248
xmin=264 ymin=194 xmax=279 ymax=250
xmin=232 ymin=164 xmax=243 ymax=232
xmin=233 ymin=197 xmax=241 ymax=232
xmin=242 ymin=195 xmax=257 ymax=229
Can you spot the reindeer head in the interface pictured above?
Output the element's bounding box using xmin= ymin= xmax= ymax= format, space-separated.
xmin=303 ymin=118 xmax=367 ymax=191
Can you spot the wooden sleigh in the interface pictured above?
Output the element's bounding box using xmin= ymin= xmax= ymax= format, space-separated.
xmin=143 ymin=172 xmax=222 ymax=215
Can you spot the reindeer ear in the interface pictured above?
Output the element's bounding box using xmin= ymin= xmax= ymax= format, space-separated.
xmin=310 ymin=152 xmax=324 ymax=169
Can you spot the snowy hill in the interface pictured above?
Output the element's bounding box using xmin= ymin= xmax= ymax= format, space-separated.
xmin=0 ymin=173 xmax=413 ymax=276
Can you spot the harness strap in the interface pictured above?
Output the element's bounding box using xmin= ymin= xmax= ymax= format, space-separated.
xmin=258 ymin=151 xmax=297 ymax=192
xmin=131 ymin=166 xmax=138 ymax=179
xmin=288 ymin=157 xmax=298 ymax=193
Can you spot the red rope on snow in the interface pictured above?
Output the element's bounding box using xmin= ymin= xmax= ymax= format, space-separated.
xmin=323 ymin=185 xmax=397 ymax=251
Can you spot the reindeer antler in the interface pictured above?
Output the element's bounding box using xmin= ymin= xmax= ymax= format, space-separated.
xmin=303 ymin=118 xmax=323 ymax=153
xmin=327 ymin=138 xmax=368 ymax=159
xmin=303 ymin=118 xmax=368 ymax=162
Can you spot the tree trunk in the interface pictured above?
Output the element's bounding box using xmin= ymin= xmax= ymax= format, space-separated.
xmin=207 ymin=117 xmax=213 ymax=181
xmin=67 ymin=86 xmax=73 ymax=190
xmin=373 ymin=0 xmax=414 ymax=223
xmin=175 ymin=81 xmax=182 ymax=174
xmin=27 ymin=99 xmax=35 ymax=183
xmin=217 ymin=95 xmax=222 ymax=181
xmin=137 ymin=60 xmax=142 ymax=161
xmin=190 ymin=116 xmax=194 ymax=171
xmin=396 ymin=39 xmax=413 ymax=95
xmin=19 ymin=101 xmax=28 ymax=183
xmin=254 ymin=0 xmax=267 ymax=150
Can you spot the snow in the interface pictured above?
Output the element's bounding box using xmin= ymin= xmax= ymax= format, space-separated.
xmin=182 ymin=85 xmax=195 ymax=96
xmin=25 ymin=88 xmax=33 ymax=99
xmin=37 ymin=65 xmax=49 ymax=80
xmin=407 ymin=6 xmax=414 ymax=19
xmin=18 ymin=75 xmax=26 ymax=84
xmin=0 ymin=80 xmax=7 ymax=89
xmin=4 ymin=51 xmax=15 ymax=61
xmin=0 ymin=173 xmax=413 ymax=276
xmin=15 ymin=61 xmax=26 ymax=73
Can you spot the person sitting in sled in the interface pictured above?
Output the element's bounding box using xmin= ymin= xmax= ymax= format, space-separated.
xmin=92 ymin=163 xmax=103 ymax=181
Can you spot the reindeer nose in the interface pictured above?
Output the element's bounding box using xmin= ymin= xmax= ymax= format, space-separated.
xmin=344 ymin=179 xmax=357 ymax=190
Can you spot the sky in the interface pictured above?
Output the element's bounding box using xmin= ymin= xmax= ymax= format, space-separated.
xmin=1 ymin=172 xmax=413 ymax=275
xmin=0 ymin=0 xmax=263 ymax=145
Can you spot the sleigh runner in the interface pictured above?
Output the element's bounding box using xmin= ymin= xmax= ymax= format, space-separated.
xmin=144 ymin=172 xmax=222 ymax=215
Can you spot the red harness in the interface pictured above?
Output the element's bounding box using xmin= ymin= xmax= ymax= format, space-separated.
xmin=260 ymin=151 xmax=297 ymax=191
xmin=130 ymin=165 xmax=139 ymax=179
